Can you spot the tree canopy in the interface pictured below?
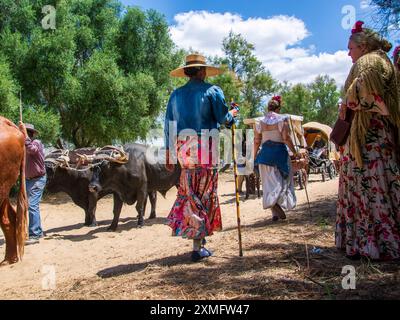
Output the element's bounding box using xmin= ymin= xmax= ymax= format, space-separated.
xmin=369 ymin=0 xmax=400 ymax=35
xmin=0 ymin=2 xmax=344 ymax=146
xmin=0 ymin=0 xmax=180 ymax=146
xmin=211 ymin=32 xmax=340 ymax=127
xmin=280 ymin=75 xmax=340 ymax=126
xmin=211 ymin=32 xmax=277 ymax=126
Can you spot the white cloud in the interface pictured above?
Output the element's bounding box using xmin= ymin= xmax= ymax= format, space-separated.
xmin=266 ymin=51 xmax=352 ymax=85
xmin=170 ymin=11 xmax=352 ymax=86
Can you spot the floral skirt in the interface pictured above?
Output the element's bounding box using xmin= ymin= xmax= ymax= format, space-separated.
xmin=167 ymin=168 xmax=222 ymax=240
xmin=336 ymin=115 xmax=400 ymax=260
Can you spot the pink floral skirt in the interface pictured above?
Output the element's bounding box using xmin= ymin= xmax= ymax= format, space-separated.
xmin=336 ymin=115 xmax=400 ymax=260
xmin=167 ymin=168 xmax=222 ymax=240
xmin=167 ymin=136 xmax=222 ymax=239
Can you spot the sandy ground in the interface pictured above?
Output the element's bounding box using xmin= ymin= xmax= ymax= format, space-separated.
xmin=1 ymin=172 xmax=399 ymax=300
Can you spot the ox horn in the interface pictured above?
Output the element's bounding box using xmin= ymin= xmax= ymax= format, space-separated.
xmin=56 ymin=155 xmax=70 ymax=168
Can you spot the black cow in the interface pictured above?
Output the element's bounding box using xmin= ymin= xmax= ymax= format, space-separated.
xmin=45 ymin=162 xmax=114 ymax=227
xmin=88 ymin=143 xmax=181 ymax=228
xmin=45 ymin=149 xmax=159 ymax=230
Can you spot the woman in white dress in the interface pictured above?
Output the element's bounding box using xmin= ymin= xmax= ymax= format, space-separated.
xmin=254 ymin=96 xmax=298 ymax=221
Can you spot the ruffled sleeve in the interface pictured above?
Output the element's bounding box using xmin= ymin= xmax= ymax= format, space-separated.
xmin=277 ymin=117 xmax=288 ymax=133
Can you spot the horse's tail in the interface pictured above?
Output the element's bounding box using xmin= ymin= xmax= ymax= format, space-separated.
xmin=16 ymin=146 xmax=28 ymax=260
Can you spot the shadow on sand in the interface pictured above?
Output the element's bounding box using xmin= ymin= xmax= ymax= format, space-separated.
xmin=44 ymin=216 xmax=168 ymax=242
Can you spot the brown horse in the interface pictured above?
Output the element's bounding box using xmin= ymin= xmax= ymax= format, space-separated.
xmin=0 ymin=116 xmax=28 ymax=266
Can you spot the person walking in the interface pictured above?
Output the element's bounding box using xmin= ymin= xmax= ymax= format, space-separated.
xmin=164 ymin=54 xmax=238 ymax=262
xmin=254 ymin=96 xmax=298 ymax=222
xmin=335 ymin=21 xmax=400 ymax=261
xmin=19 ymin=122 xmax=46 ymax=245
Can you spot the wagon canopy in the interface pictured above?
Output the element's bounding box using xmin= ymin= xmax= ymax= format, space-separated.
xmin=303 ymin=122 xmax=339 ymax=161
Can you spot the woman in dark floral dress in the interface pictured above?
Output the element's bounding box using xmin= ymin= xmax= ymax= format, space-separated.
xmin=394 ymin=46 xmax=400 ymax=73
xmin=336 ymin=21 xmax=400 ymax=260
xmin=394 ymin=46 xmax=400 ymax=99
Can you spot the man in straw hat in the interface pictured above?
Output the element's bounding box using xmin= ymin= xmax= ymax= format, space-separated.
xmin=19 ymin=122 xmax=46 ymax=245
xmin=164 ymin=53 xmax=238 ymax=262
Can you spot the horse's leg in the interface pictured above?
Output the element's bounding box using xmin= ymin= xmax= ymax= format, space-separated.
xmin=0 ymin=200 xmax=19 ymax=266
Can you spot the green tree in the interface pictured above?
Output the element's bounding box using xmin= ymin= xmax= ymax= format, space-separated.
xmin=221 ymin=32 xmax=262 ymax=80
xmin=23 ymin=105 xmax=61 ymax=145
xmin=209 ymin=65 xmax=242 ymax=107
xmin=369 ymin=0 xmax=400 ymax=35
xmin=281 ymin=82 xmax=315 ymax=123
xmin=0 ymin=0 xmax=180 ymax=147
xmin=310 ymin=75 xmax=341 ymax=126
xmin=219 ymin=32 xmax=277 ymax=121
xmin=0 ymin=54 xmax=18 ymax=120
xmin=279 ymin=75 xmax=340 ymax=126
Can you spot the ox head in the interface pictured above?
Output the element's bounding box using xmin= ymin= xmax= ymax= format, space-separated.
xmin=44 ymin=159 xmax=59 ymax=191
xmin=44 ymin=150 xmax=69 ymax=189
xmin=45 ymin=156 xmax=93 ymax=194
xmin=88 ymin=160 xmax=110 ymax=194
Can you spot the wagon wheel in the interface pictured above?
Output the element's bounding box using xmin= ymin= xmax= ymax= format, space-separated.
xmin=298 ymin=171 xmax=304 ymax=190
xmin=328 ymin=163 xmax=334 ymax=180
xmin=297 ymin=169 xmax=308 ymax=190
xmin=321 ymin=163 xmax=326 ymax=182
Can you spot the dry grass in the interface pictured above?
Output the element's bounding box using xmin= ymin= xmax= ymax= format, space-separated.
xmin=51 ymin=193 xmax=400 ymax=300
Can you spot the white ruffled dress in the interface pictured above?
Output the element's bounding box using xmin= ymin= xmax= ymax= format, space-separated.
xmin=255 ymin=112 xmax=296 ymax=210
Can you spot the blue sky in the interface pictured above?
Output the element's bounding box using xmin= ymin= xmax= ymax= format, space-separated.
xmin=120 ymin=1 xmax=396 ymax=85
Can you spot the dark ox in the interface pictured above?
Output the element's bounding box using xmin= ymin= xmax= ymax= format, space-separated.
xmin=45 ymin=148 xmax=161 ymax=230
xmin=0 ymin=117 xmax=28 ymax=266
xmin=88 ymin=143 xmax=180 ymax=228
xmin=45 ymin=159 xmax=114 ymax=227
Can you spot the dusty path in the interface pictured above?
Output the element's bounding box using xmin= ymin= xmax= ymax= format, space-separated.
xmin=1 ymin=173 xmax=399 ymax=300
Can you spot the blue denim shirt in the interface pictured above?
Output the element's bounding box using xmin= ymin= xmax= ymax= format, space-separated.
xmin=164 ymin=79 xmax=234 ymax=149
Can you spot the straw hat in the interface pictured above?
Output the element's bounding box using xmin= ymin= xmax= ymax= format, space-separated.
xmin=170 ymin=54 xmax=223 ymax=78
xmin=25 ymin=123 xmax=39 ymax=134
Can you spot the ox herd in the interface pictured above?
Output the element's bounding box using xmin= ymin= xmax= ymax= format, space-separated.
xmin=0 ymin=116 xmax=181 ymax=265
xmin=1 ymin=116 xmax=263 ymax=266
xmin=45 ymin=144 xmax=181 ymax=230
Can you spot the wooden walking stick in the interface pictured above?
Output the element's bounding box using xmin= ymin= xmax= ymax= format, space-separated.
xmin=289 ymin=117 xmax=312 ymax=270
xmin=19 ymin=90 xmax=23 ymax=123
xmin=288 ymin=117 xmax=312 ymax=216
xmin=231 ymin=103 xmax=243 ymax=257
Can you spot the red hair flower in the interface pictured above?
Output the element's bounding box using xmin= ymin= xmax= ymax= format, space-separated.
xmin=351 ymin=21 xmax=364 ymax=34
xmin=272 ymin=95 xmax=282 ymax=104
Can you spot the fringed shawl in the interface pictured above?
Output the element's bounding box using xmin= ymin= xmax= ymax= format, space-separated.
xmin=344 ymin=50 xmax=400 ymax=167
